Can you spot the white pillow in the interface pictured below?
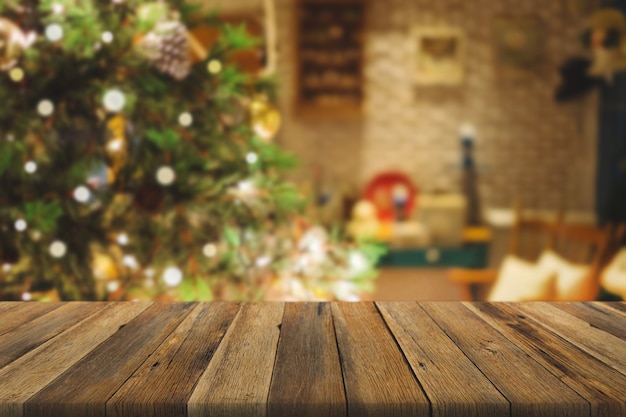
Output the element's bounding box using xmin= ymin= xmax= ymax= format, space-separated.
xmin=601 ymin=248 xmax=626 ymax=299
xmin=537 ymin=250 xmax=591 ymax=301
xmin=488 ymin=255 xmax=556 ymax=302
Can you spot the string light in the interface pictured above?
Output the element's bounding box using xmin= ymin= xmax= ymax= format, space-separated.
xmin=24 ymin=161 xmax=37 ymax=174
xmin=117 ymin=233 xmax=129 ymax=246
xmin=37 ymin=100 xmax=54 ymax=117
xmin=156 ymin=166 xmax=176 ymax=186
xmin=163 ymin=266 xmax=183 ymax=287
xmin=178 ymin=112 xmax=193 ymax=127
xmin=107 ymin=281 xmax=120 ymax=292
xmin=45 ymin=24 xmax=63 ymax=42
xmin=101 ymin=31 xmax=114 ymax=44
xmin=21 ymin=292 xmax=32 ymax=301
xmin=207 ymin=59 xmax=222 ymax=74
xmin=49 ymin=240 xmax=67 ymax=258
xmin=3 ymin=264 xmax=12 ymax=272
xmin=246 ymin=152 xmax=258 ymax=164
xmin=122 ymin=255 xmax=139 ymax=269
xmin=103 ymin=89 xmax=126 ymax=112
xmin=9 ymin=68 xmax=24 ymax=82
xmin=6 ymin=134 xmax=14 ymax=142
xmin=51 ymin=3 xmax=65 ymax=14
xmin=202 ymin=243 xmax=217 ymax=257
xmin=73 ymin=186 xmax=91 ymax=203
xmin=14 ymin=219 xmax=27 ymax=232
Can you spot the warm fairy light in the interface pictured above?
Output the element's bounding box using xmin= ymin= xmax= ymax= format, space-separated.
xmin=246 ymin=152 xmax=258 ymax=164
xmin=103 ymin=89 xmax=126 ymax=112
xmin=21 ymin=292 xmax=32 ymax=301
xmin=123 ymin=255 xmax=139 ymax=269
xmin=117 ymin=233 xmax=129 ymax=246
xmin=101 ymin=31 xmax=114 ymax=44
xmin=37 ymin=100 xmax=54 ymax=117
xmin=107 ymin=281 xmax=120 ymax=292
xmin=9 ymin=67 xmax=24 ymax=82
xmin=107 ymin=138 xmax=124 ymax=152
xmin=178 ymin=112 xmax=193 ymax=127
xmin=2 ymin=264 xmax=11 ymax=272
xmin=14 ymin=219 xmax=27 ymax=232
xmin=52 ymin=3 xmax=65 ymax=14
xmin=207 ymin=59 xmax=222 ymax=74
xmin=49 ymin=240 xmax=67 ymax=258
xmin=163 ymin=266 xmax=183 ymax=287
xmin=30 ymin=230 xmax=42 ymax=241
xmin=24 ymin=161 xmax=37 ymax=174
xmin=45 ymin=23 xmax=63 ymax=42
xmin=156 ymin=166 xmax=176 ymax=186
xmin=6 ymin=134 xmax=14 ymax=142
xmin=202 ymin=243 xmax=217 ymax=258
xmin=256 ymin=256 xmax=272 ymax=267
xmin=73 ymin=185 xmax=91 ymax=203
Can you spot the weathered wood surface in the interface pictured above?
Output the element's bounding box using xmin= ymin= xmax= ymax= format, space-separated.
xmin=0 ymin=301 xmax=624 ymax=417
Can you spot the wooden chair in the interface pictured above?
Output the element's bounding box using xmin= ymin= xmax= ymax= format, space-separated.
xmin=448 ymin=204 xmax=620 ymax=301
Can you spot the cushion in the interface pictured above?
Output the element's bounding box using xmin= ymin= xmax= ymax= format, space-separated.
xmin=488 ymin=255 xmax=556 ymax=302
xmin=601 ymin=248 xmax=626 ymax=299
xmin=537 ymin=250 xmax=591 ymax=301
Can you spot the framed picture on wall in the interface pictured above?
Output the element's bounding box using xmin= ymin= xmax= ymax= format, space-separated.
xmin=493 ymin=17 xmax=545 ymax=80
xmin=411 ymin=26 xmax=465 ymax=86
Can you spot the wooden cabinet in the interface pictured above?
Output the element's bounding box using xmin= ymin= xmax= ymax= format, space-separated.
xmin=295 ymin=0 xmax=365 ymax=118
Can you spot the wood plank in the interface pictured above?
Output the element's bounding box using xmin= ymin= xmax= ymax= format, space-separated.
xmin=0 ymin=302 xmax=105 ymax=369
xmin=0 ymin=302 xmax=149 ymax=417
xmin=513 ymin=302 xmax=626 ymax=375
xmin=331 ymin=302 xmax=430 ymax=417
xmin=421 ymin=302 xmax=589 ymax=417
xmin=107 ymin=302 xmax=240 ymax=417
xmin=377 ymin=302 xmax=509 ymax=417
xmin=268 ymin=303 xmax=346 ymax=417
xmin=188 ymin=302 xmax=284 ymax=417
xmin=466 ymin=302 xmax=626 ymax=417
xmin=586 ymin=302 xmax=626 ymax=319
xmin=0 ymin=302 xmax=63 ymax=337
xmin=0 ymin=302 xmax=20 ymax=315
xmin=24 ymin=302 xmax=194 ymax=417
xmin=552 ymin=302 xmax=626 ymax=340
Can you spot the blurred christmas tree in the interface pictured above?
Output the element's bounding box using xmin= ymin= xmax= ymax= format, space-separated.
xmin=0 ymin=0 xmax=381 ymax=301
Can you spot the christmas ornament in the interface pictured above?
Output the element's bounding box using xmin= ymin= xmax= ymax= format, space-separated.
xmin=0 ymin=18 xmax=35 ymax=71
xmin=105 ymin=115 xmax=129 ymax=176
xmin=250 ymin=96 xmax=281 ymax=142
xmin=136 ymin=21 xmax=191 ymax=80
xmin=92 ymin=251 xmax=119 ymax=281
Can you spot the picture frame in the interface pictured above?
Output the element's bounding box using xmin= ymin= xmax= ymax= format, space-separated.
xmin=492 ymin=17 xmax=545 ymax=81
xmin=411 ymin=26 xmax=465 ymax=86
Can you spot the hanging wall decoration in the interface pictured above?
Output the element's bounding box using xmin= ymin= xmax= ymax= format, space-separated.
xmin=411 ymin=26 xmax=465 ymax=86
xmin=493 ymin=17 xmax=545 ymax=81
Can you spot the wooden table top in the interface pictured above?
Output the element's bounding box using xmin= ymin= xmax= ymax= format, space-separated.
xmin=0 ymin=301 xmax=625 ymax=417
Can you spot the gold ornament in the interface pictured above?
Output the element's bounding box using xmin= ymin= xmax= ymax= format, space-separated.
xmin=250 ymin=96 xmax=281 ymax=142
xmin=105 ymin=115 xmax=129 ymax=175
xmin=0 ymin=18 xmax=35 ymax=71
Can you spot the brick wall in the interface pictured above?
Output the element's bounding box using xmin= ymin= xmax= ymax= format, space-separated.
xmin=207 ymin=0 xmax=598 ymax=213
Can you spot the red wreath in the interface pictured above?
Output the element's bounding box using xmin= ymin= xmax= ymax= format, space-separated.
xmin=363 ymin=172 xmax=417 ymax=222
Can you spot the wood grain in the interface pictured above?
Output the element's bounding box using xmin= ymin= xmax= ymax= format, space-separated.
xmin=331 ymin=302 xmax=430 ymax=417
xmin=467 ymin=302 xmax=626 ymax=417
xmin=552 ymin=302 xmax=626 ymax=339
xmin=377 ymin=301 xmax=509 ymax=417
xmin=421 ymin=302 xmax=590 ymax=417
xmin=107 ymin=302 xmax=240 ymax=417
xmin=0 ymin=302 xmax=149 ymax=417
xmin=0 ymin=302 xmax=63 ymax=337
xmin=0 ymin=302 xmax=105 ymax=369
xmin=513 ymin=302 xmax=626 ymax=375
xmin=188 ymin=302 xmax=284 ymax=417
xmin=268 ymin=302 xmax=346 ymax=417
xmin=24 ymin=302 xmax=194 ymax=417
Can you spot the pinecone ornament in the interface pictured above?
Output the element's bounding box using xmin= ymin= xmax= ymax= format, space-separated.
xmin=138 ymin=20 xmax=191 ymax=80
